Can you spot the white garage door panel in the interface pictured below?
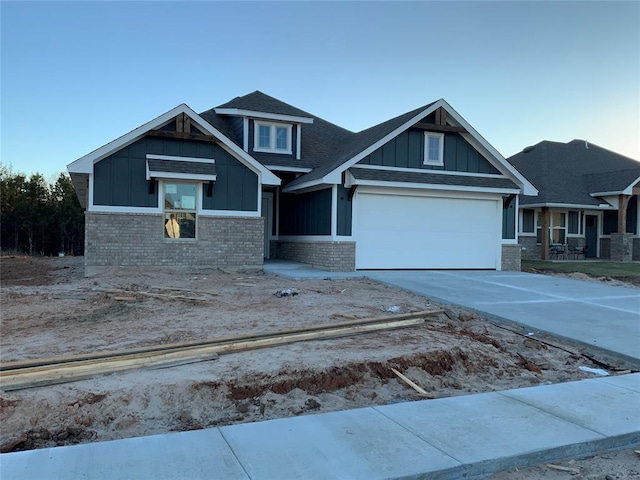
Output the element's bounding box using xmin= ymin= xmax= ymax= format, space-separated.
xmin=356 ymin=193 xmax=499 ymax=269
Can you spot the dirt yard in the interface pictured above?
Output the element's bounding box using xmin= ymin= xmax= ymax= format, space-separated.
xmin=0 ymin=256 xmax=636 ymax=476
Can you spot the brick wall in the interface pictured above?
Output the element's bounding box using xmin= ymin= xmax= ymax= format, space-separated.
xmin=518 ymin=236 xmax=538 ymax=260
xmin=273 ymin=240 xmax=356 ymax=271
xmin=634 ymin=237 xmax=640 ymax=261
xmin=85 ymin=212 xmax=263 ymax=274
xmin=501 ymin=244 xmax=521 ymax=271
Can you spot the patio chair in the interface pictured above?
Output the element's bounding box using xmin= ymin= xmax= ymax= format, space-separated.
xmin=549 ymin=244 xmax=565 ymax=259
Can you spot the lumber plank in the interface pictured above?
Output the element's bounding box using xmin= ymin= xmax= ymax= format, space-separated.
xmin=1 ymin=309 xmax=442 ymax=372
xmin=0 ymin=318 xmax=427 ymax=391
xmin=150 ymin=286 xmax=220 ymax=296
xmin=97 ymin=288 xmax=211 ymax=303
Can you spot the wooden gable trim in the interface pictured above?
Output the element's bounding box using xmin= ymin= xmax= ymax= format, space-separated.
xmin=145 ymin=130 xmax=219 ymax=143
xmin=411 ymin=122 xmax=468 ymax=134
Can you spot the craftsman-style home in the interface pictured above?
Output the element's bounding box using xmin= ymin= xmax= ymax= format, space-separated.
xmin=68 ymin=91 xmax=537 ymax=275
xmin=507 ymin=140 xmax=640 ymax=261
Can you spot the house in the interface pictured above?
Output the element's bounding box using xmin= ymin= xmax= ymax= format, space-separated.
xmin=507 ymin=140 xmax=640 ymax=261
xmin=67 ymin=91 xmax=537 ymax=275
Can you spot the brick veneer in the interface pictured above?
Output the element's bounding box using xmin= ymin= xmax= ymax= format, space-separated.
xmin=501 ymin=244 xmax=522 ymax=271
xmin=273 ymin=240 xmax=356 ymax=271
xmin=85 ymin=212 xmax=263 ymax=275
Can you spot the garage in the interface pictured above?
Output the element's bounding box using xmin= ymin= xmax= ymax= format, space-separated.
xmin=355 ymin=191 xmax=501 ymax=269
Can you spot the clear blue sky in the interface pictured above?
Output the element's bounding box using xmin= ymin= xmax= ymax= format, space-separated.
xmin=2 ymin=1 xmax=639 ymax=180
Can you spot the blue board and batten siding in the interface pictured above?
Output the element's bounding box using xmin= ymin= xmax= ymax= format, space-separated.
xmin=280 ymin=189 xmax=331 ymax=235
xmin=279 ymin=186 xmax=352 ymax=237
xmin=93 ymin=137 xmax=258 ymax=211
xmin=337 ymin=185 xmax=352 ymax=236
xmin=358 ymin=131 xmax=500 ymax=174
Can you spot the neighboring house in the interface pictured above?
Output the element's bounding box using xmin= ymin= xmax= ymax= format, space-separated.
xmin=507 ymin=140 xmax=640 ymax=261
xmin=67 ymin=91 xmax=537 ymax=275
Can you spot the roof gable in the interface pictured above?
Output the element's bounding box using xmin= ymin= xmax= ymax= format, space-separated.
xmin=284 ymin=99 xmax=537 ymax=195
xmin=67 ymin=104 xmax=280 ymax=186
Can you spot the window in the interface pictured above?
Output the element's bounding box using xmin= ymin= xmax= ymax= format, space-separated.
xmin=254 ymin=122 xmax=292 ymax=154
xmin=423 ymin=132 xmax=444 ymax=166
xmin=522 ymin=209 xmax=535 ymax=233
xmin=164 ymin=182 xmax=197 ymax=239
xmin=568 ymin=211 xmax=579 ymax=234
xmin=536 ymin=211 xmax=566 ymax=244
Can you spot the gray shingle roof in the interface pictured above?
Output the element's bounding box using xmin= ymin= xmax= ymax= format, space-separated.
xmin=147 ymin=159 xmax=217 ymax=176
xmin=507 ymin=140 xmax=640 ymax=206
xmin=216 ymin=91 xmax=315 ymax=119
xmin=349 ymin=167 xmax=518 ymax=190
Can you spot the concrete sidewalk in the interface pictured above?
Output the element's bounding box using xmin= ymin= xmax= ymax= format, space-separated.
xmin=2 ymin=374 xmax=639 ymax=479
xmin=264 ymin=262 xmax=640 ymax=368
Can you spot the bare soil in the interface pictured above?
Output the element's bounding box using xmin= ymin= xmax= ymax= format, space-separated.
xmin=0 ymin=256 xmax=637 ymax=478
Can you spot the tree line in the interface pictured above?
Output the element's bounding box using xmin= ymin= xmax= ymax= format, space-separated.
xmin=1 ymin=166 xmax=84 ymax=256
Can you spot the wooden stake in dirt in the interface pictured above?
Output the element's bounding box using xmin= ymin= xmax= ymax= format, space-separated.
xmin=391 ymin=368 xmax=436 ymax=398
xmin=546 ymin=464 xmax=579 ymax=474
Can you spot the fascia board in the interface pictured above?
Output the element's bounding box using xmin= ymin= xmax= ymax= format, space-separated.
xmin=521 ymin=202 xmax=616 ymax=209
xmin=67 ymin=104 xmax=193 ymax=174
xmin=265 ymin=165 xmax=313 ymax=173
xmin=349 ymin=178 xmax=520 ymax=195
xmin=440 ymin=99 xmax=538 ymax=197
xmin=321 ymin=101 xmax=443 ymax=184
xmin=282 ymin=178 xmax=324 ymax=193
xmin=213 ymin=108 xmax=314 ymax=124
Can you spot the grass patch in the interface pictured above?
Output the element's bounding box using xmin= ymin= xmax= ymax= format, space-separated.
xmin=522 ymin=260 xmax=640 ymax=279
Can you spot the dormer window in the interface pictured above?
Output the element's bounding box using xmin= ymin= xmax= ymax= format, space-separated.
xmin=423 ymin=132 xmax=444 ymax=166
xmin=254 ymin=121 xmax=292 ymax=154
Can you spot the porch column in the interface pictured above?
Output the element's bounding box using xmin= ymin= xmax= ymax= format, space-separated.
xmin=617 ymin=194 xmax=630 ymax=233
xmin=540 ymin=207 xmax=550 ymax=260
xmin=611 ymin=194 xmax=633 ymax=262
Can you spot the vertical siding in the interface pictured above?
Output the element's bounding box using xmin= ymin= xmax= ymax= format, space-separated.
xmin=280 ymin=188 xmax=331 ymax=235
xmin=502 ymin=198 xmax=516 ymax=239
xmin=337 ymin=185 xmax=352 ymax=236
xmin=358 ymin=132 xmax=500 ymax=174
xmin=93 ymin=137 xmax=258 ymax=211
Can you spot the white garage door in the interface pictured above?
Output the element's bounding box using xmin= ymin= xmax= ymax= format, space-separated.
xmin=356 ymin=192 xmax=500 ymax=269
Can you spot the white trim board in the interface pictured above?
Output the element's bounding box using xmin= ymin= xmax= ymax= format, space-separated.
xmin=351 ymin=164 xmax=509 ymax=179
xmin=213 ymin=108 xmax=314 ymax=124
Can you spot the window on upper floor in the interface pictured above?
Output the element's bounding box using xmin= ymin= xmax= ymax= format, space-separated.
xmin=423 ymin=132 xmax=444 ymax=166
xmin=254 ymin=122 xmax=292 ymax=154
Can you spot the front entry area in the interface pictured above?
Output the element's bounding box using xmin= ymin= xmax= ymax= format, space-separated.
xmin=261 ymin=192 xmax=273 ymax=259
xmin=355 ymin=191 xmax=501 ymax=269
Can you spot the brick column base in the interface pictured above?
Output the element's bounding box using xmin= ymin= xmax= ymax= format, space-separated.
xmin=610 ymin=233 xmax=634 ymax=262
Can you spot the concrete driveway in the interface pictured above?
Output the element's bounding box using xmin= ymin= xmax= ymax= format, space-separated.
xmin=264 ymin=262 xmax=640 ymax=367
xmin=366 ymin=270 xmax=640 ymax=367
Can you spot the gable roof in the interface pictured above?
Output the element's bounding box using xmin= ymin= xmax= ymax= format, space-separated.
xmin=507 ymin=140 xmax=640 ymax=207
xmin=283 ymin=98 xmax=537 ymax=195
xmin=67 ymin=104 xmax=280 ymax=186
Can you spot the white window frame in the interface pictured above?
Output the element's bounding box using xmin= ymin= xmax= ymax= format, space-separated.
xmin=423 ymin=132 xmax=445 ymax=166
xmin=163 ymin=181 xmax=199 ymax=241
xmin=253 ymin=121 xmax=292 ymax=154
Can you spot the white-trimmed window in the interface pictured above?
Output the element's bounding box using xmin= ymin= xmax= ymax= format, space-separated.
xmin=254 ymin=122 xmax=292 ymax=154
xmin=164 ymin=182 xmax=197 ymax=239
xmin=423 ymin=132 xmax=444 ymax=166
xmin=536 ymin=211 xmax=566 ymax=244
